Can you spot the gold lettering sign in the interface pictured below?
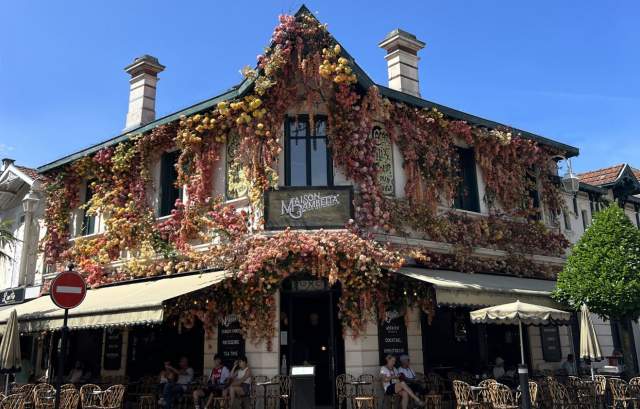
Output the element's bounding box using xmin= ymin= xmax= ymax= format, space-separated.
xmin=372 ymin=126 xmax=395 ymax=196
xmin=264 ymin=187 xmax=353 ymax=230
xmin=225 ymin=135 xmax=249 ymax=200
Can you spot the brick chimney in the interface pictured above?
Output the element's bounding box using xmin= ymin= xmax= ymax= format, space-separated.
xmin=124 ymin=55 xmax=165 ymax=130
xmin=2 ymin=158 xmax=15 ymax=172
xmin=378 ymin=29 xmax=425 ymax=97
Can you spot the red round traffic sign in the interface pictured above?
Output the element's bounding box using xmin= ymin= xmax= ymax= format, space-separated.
xmin=50 ymin=271 xmax=87 ymax=309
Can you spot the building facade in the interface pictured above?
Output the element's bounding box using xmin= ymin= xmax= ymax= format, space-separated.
xmin=0 ymin=6 xmax=638 ymax=404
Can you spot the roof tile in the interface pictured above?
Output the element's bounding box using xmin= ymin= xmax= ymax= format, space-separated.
xmin=578 ymin=164 xmax=625 ymax=186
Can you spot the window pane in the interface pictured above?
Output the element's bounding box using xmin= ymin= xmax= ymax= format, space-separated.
xmin=289 ymin=138 xmax=307 ymax=186
xmin=291 ymin=120 xmax=307 ymax=138
xmin=315 ymin=119 xmax=326 ymax=136
xmin=310 ymin=137 xmax=328 ymax=186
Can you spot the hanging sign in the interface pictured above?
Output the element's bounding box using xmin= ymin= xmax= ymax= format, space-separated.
xmin=264 ymin=186 xmax=353 ymax=230
xmin=103 ymin=328 xmax=123 ymax=370
xmin=218 ymin=314 xmax=246 ymax=365
xmin=540 ymin=326 xmax=562 ymax=362
xmin=378 ymin=310 xmax=409 ymax=364
xmin=0 ymin=287 xmax=25 ymax=306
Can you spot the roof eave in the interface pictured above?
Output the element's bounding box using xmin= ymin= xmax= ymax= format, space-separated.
xmin=377 ymin=85 xmax=579 ymax=157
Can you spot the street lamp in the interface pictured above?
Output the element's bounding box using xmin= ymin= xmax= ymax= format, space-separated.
xmin=22 ymin=190 xmax=39 ymax=213
xmin=556 ymin=156 xmax=580 ymax=194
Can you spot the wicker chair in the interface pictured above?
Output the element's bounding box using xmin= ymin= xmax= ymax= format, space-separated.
xmin=33 ymin=387 xmax=55 ymax=409
xmin=609 ymin=378 xmax=639 ymax=409
xmin=1 ymin=394 xmax=24 ymax=409
xmin=80 ymin=384 xmax=102 ymax=409
xmin=61 ymin=384 xmax=76 ymax=392
xmin=426 ymin=373 xmax=449 ymax=408
xmin=60 ymin=389 xmax=80 ymax=409
xmin=520 ymin=381 xmax=539 ymax=409
xmin=477 ymin=379 xmax=496 ymax=408
xmin=249 ymin=375 xmax=268 ymax=409
xmin=19 ymin=384 xmax=36 ymax=409
xmin=549 ymin=382 xmax=579 ymax=409
xmin=100 ymin=385 xmax=126 ymax=409
xmin=487 ymin=383 xmax=518 ymax=409
xmin=452 ymin=380 xmax=480 ymax=409
xmin=336 ymin=374 xmax=356 ymax=409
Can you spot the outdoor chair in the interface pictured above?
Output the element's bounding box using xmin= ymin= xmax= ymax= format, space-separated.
xmin=477 ymin=379 xmax=496 ymax=409
xmin=266 ymin=375 xmax=290 ymax=409
xmin=425 ymin=373 xmax=449 ymax=408
xmin=248 ymin=375 xmax=268 ymax=409
xmin=336 ymin=374 xmax=356 ymax=409
xmin=609 ymin=378 xmax=639 ymax=409
xmin=33 ymin=386 xmax=55 ymax=409
xmin=548 ymin=382 xmax=579 ymax=409
xmin=19 ymin=384 xmax=36 ymax=409
xmin=452 ymin=380 xmax=480 ymax=409
xmin=593 ymin=375 xmax=607 ymax=409
xmin=60 ymin=388 xmax=80 ymax=409
xmin=515 ymin=381 xmax=538 ymax=409
xmin=80 ymin=384 xmax=102 ymax=409
xmin=487 ymin=383 xmax=518 ymax=409
xmin=1 ymin=394 xmax=24 ymax=409
xmin=100 ymin=385 xmax=126 ymax=409
xmin=61 ymin=384 xmax=77 ymax=392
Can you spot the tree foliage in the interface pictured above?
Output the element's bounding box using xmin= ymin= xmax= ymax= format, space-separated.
xmin=554 ymin=204 xmax=640 ymax=320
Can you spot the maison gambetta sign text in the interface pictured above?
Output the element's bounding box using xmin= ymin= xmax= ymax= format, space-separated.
xmin=378 ymin=309 xmax=409 ymax=364
xmin=218 ymin=314 xmax=245 ymax=366
xmin=265 ymin=186 xmax=353 ymax=230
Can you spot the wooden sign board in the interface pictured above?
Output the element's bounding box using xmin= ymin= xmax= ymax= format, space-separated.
xmin=264 ymin=186 xmax=353 ymax=230
xmin=378 ymin=310 xmax=409 ymax=365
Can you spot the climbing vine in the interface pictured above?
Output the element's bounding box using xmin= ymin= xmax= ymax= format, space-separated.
xmin=41 ymin=9 xmax=569 ymax=342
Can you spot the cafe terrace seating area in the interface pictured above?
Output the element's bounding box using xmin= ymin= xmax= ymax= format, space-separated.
xmin=3 ymin=371 xmax=640 ymax=409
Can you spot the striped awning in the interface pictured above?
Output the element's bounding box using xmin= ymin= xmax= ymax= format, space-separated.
xmin=0 ymin=271 xmax=227 ymax=332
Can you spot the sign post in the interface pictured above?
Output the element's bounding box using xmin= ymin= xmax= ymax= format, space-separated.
xmin=50 ymin=265 xmax=87 ymax=409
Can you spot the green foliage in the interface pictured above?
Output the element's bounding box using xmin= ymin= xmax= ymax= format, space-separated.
xmin=554 ymin=204 xmax=640 ymax=320
xmin=0 ymin=220 xmax=18 ymax=261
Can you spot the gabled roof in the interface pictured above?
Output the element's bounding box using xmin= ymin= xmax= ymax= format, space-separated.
xmin=37 ymin=5 xmax=579 ymax=173
xmin=578 ymin=164 xmax=626 ymax=186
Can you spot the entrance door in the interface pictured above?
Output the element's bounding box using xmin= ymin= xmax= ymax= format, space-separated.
xmin=281 ymin=280 xmax=344 ymax=409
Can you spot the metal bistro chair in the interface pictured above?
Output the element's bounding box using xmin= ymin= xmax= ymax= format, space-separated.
xmin=100 ymin=385 xmax=126 ymax=409
xmin=609 ymin=378 xmax=639 ymax=409
xmin=425 ymin=373 xmax=448 ymax=409
xmin=452 ymin=380 xmax=480 ymax=409
xmin=354 ymin=374 xmax=376 ymax=409
xmin=1 ymin=394 xmax=24 ymax=409
xmin=60 ymin=389 xmax=80 ymax=409
xmin=336 ymin=374 xmax=356 ymax=409
xmin=80 ymin=384 xmax=102 ymax=409
xmin=548 ymin=382 xmax=579 ymax=409
xmin=249 ymin=375 xmax=268 ymax=409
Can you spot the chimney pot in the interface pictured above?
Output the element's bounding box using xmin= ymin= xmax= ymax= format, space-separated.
xmin=378 ymin=29 xmax=425 ymax=97
xmin=2 ymin=158 xmax=15 ymax=171
xmin=124 ymin=55 xmax=165 ymax=131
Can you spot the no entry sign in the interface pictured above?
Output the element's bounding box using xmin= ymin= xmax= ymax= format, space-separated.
xmin=50 ymin=271 xmax=87 ymax=309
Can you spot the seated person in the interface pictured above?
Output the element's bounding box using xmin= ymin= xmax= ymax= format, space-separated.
xmin=398 ymin=354 xmax=425 ymax=395
xmin=380 ymin=355 xmax=425 ymax=409
xmin=68 ymin=361 xmax=86 ymax=384
xmin=561 ymin=354 xmax=577 ymax=376
xmin=223 ymin=356 xmax=252 ymax=408
xmin=160 ymin=357 xmax=194 ymax=409
xmin=193 ymin=354 xmax=230 ymax=409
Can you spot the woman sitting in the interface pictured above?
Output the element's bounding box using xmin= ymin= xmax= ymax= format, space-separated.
xmin=222 ymin=356 xmax=252 ymax=407
xmin=380 ymin=355 xmax=425 ymax=409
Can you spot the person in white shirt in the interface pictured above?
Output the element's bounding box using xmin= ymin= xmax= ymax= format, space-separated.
xmin=493 ymin=357 xmax=506 ymax=379
xmin=380 ymin=355 xmax=425 ymax=409
xmin=398 ymin=355 xmax=425 ymax=395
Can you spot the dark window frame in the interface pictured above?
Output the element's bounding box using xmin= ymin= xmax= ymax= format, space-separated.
xmin=81 ymin=182 xmax=96 ymax=236
xmin=453 ymin=147 xmax=480 ymax=213
xmin=159 ymin=150 xmax=182 ymax=217
xmin=284 ymin=115 xmax=334 ymax=187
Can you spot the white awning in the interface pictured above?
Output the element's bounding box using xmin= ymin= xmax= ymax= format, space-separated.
xmin=0 ymin=271 xmax=227 ymax=332
xmin=398 ymin=267 xmax=562 ymax=308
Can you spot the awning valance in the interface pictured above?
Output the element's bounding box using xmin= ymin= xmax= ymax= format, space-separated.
xmin=0 ymin=271 xmax=227 ymax=332
xmin=398 ymin=267 xmax=562 ymax=308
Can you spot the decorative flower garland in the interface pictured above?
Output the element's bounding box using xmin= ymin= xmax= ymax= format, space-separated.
xmin=41 ymin=9 xmax=569 ymax=342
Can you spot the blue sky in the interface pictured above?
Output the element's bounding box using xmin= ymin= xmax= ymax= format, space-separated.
xmin=0 ymin=0 xmax=638 ymax=173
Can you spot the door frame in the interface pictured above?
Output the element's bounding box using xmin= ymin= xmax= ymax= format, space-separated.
xmin=281 ymin=279 xmax=343 ymax=408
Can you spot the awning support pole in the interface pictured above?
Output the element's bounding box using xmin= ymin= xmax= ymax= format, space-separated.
xmin=518 ymin=319 xmax=532 ymax=409
xmin=519 ymin=320 xmax=525 ymax=365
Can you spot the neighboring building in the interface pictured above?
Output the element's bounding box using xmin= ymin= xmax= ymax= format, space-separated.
xmin=0 ymin=159 xmax=46 ymax=301
xmin=0 ymin=6 xmax=632 ymax=400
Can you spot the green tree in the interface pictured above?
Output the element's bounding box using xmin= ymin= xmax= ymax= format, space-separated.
xmin=0 ymin=220 xmax=18 ymax=261
xmin=554 ymin=203 xmax=640 ymax=371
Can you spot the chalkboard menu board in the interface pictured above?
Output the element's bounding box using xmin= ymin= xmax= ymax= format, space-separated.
xmin=103 ymin=328 xmax=123 ymax=370
xmin=378 ymin=310 xmax=409 ymax=364
xmin=218 ymin=315 xmax=245 ymax=366
xmin=540 ymin=326 xmax=562 ymax=362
